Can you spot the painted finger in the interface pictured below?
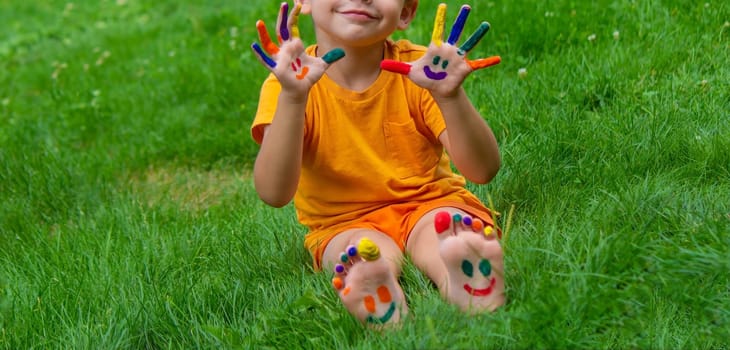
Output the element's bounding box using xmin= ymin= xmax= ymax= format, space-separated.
xmin=321 ymin=48 xmax=345 ymax=64
xmin=289 ymin=1 xmax=302 ymax=39
xmin=251 ymin=42 xmax=277 ymax=68
xmin=447 ymin=5 xmax=471 ymax=45
xmin=380 ymin=60 xmax=412 ymax=75
xmin=431 ymin=3 xmax=447 ymax=46
xmin=458 ymin=22 xmax=490 ymax=53
xmin=277 ymin=2 xmax=290 ymax=42
xmin=467 ymin=55 xmax=501 ymax=70
xmin=256 ymin=20 xmax=279 ymax=55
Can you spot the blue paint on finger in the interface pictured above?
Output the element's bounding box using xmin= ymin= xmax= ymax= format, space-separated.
xmin=252 ymin=43 xmax=277 ymax=68
xmin=447 ymin=5 xmax=471 ymax=45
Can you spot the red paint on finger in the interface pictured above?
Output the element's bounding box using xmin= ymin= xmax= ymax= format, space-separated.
xmin=381 ymin=60 xmax=411 ymax=75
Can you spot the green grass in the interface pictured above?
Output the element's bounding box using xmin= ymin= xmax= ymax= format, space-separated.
xmin=1 ymin=0 xmax=728 ymax=348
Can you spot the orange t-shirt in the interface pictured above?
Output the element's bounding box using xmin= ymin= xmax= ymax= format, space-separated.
xmin=252 ymin=39 xmax=477 ymax=234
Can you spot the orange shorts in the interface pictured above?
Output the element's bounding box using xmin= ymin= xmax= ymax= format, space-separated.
xmin=303 ymin=193 xmax=498 ymax=270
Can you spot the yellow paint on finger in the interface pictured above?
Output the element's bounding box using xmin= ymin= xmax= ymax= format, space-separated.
xmin=290 ymin=3 xmax=302 ymax=38
xmin=431 ymin=4 xmax=447 ymax=46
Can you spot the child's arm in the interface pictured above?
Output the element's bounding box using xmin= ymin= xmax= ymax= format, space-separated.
xmin=434 ymin=88 xmax=501 ymax=184
xmin=381 ymin=4 xmax=501 ymax=184
xmin=251 ymin=2 xmax=344 ymax=206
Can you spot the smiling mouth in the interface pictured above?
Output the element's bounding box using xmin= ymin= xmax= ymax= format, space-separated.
xmin=464 ymin=277 xmax=496 ymax=296
xmin=341 ymin=9 xmax=374 ymax=16
xmin=295 ymin=66 xmax=309 ymax=80
xmin=423 ymin=66 xmax=448 ymax=80
xmin=365 ymin=302 xmax=396 ymax=324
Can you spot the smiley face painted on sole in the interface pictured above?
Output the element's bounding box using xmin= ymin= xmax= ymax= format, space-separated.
xmin=364 ymin=285 xmax=396 ymax=324
xmin=461 ymin=258 xmax=496 ymax=296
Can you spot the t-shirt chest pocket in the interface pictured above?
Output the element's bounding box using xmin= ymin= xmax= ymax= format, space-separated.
xmin=383 ymin=119 xmax=441 ymax=179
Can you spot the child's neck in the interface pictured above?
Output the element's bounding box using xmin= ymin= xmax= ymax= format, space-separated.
xmin=319 ymin=41 xmax=386 ymax=92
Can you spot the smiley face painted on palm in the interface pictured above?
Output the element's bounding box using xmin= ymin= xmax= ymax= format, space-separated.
xmin=291 ymin=57 xmax=310 ymax=80
xmin=461 ymin=258 xmax=497 ymax=296
xmin=380 ymin=4 xmax=501 ymax=80
xmin=251 ymin=2 xmax=344 ymax=79
xmin=424 ymin=55 xmax=449 ymax=80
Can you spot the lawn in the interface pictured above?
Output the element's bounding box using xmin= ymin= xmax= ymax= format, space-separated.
xmin=1 ymin=0 xmax=728 ymax=348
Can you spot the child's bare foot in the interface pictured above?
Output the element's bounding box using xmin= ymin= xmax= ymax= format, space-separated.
xmin=434 ymin=211 xmax=505 ymax=313
xmin=331 ymin=238 xmax=407 ymax=325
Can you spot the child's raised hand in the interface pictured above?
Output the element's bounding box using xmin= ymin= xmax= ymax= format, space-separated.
xmin=381 ymin=4 xmax=500 ymax=98
xmin=251 ymin=1 xmax=344 ymax=97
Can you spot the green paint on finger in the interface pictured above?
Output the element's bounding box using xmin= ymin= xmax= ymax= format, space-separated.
xmin=322 ymin=48 xmax=345 ymax=64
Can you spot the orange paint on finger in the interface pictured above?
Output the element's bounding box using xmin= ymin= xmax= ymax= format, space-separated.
xmin=467 ymin=56 xmax=501 ymax=70
xmin=256 ymin=20 xmax=279 ymax=55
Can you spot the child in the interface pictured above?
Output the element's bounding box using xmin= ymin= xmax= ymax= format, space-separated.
xmin=250 ymin=0 xmax=504 ymax=325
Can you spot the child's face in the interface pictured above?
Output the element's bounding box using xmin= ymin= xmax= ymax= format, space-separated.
xmin=303 ymin=0 xmax=417 ymax=47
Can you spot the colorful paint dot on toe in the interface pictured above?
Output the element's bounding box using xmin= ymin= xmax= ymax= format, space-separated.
xmin=453 ymin=213 xmax=463 ymax=222
xmin=484 ymin=226 xmax=494 ymax=236
xmin=340 ymin=253 xmax=349 ymax=263
xmin=472 ymin=219 xmax=484 ymax=231
xmin=357 ymin=237 xmax=380 ymax=261
xmin=347 ymin=245 xmax=358 ymax=257
xmin=434 ymin=211 xmax=452 ymax=233
xmin=334 ymin=264 xmax=345 ymax=274
xmin=332 ymin=277 xmax=344 ymax=290
xmin=462 ymin=215 xmax=473 ymax=226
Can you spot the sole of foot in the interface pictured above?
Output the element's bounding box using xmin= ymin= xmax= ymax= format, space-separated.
xmin=434 ymin=211 xmax=505 ymax=313
xmin=331 ymin=237 xmax=408 ymax=326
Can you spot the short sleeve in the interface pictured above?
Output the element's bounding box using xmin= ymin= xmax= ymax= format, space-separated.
xmin=250 ymin=73 xmax=281 ymax=145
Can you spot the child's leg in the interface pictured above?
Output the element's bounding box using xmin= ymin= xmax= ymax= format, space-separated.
xmin=406 ymin=207 xmax=505 ymax=313
xmin=322 ymin=229 xmax=408 ymax=325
